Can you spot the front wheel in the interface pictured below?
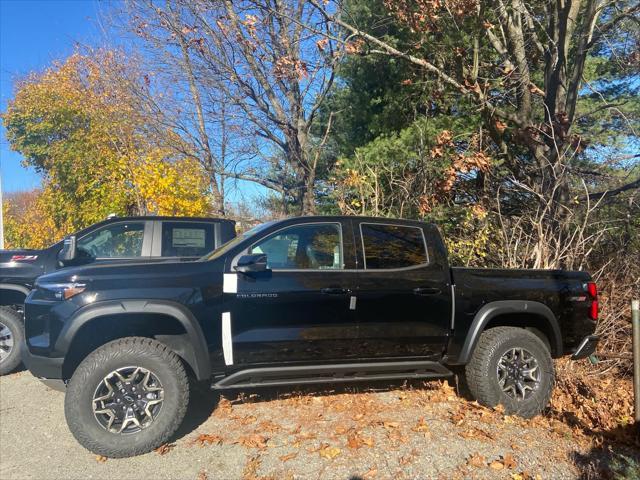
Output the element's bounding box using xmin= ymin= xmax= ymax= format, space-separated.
xmin=0 ymin=306 xmax=24 ymax=376
xmin=64 ymin=337 xmax=189 ymax=457
xmin=465 ymin=327 xmax=554 ymax=418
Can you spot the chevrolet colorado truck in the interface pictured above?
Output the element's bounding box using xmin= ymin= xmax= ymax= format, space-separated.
xmin=22 ymin=216 xmax=599 ymax=457
xmin=0 ymin=216 xmax=236 ymax=375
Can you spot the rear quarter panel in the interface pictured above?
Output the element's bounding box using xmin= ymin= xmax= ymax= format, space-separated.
xmin=450 ymin=267 xmax=595 ymax=358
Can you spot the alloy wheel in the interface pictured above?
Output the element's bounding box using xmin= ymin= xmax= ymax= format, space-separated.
xmin=496 ymin=347 xmax=541 ymax=400
xmin=92 ymin=366 xmax=165 ymax=434
xmin=0 ymin=322 xmax=14 ymax=364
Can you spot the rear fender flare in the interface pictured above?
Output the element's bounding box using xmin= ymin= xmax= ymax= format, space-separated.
xmin=457 ymin=300 xmax=562 ymax=364
xmin=56 ymin=300 xmax=211 ymax=380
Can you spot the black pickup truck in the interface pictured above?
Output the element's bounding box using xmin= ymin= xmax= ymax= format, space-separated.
xmin=0 ymin=216 xmax=236 ymax=374
xmin=22 ymin=216 xmax=599 ymax=457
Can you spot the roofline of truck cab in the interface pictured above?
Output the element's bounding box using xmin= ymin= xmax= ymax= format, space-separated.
xmin=272 ymin=214 xmax=434 ymax=223
xmin=38 ymin=216 xmax=236 ymax=250
xmin=90 ymin=215 xmax=235 ymax=225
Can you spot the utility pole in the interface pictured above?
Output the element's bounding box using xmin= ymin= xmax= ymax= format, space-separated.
xmin=0 ymin=169 xmax=4 ymax=249
xmin=633 ymin=299 xmax=640 ymax=422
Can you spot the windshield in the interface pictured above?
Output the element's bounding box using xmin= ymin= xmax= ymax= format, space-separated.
xmin=200 ymin=220 xmax=278 ymax=261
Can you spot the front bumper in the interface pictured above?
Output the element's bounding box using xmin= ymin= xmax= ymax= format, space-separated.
xmin=23 ymin=348 xmax=66 ymax=391
xmin=571 ymin=335 xmax=600 ymax=360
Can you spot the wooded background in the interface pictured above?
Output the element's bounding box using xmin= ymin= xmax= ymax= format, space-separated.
xmin=3 ymin=0 xmax=639 ymax=375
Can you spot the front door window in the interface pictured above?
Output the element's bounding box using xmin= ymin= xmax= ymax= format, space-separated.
xmin=78 ymin=222 xmax=145 ymax=258
xmin=249 ymin=223 xmax=343 ymax=270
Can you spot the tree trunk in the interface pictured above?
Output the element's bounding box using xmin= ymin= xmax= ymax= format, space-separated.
xmin=301 ymin=170 xmax=316 ymax=215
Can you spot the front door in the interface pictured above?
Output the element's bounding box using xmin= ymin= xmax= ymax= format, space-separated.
xmin=354 ymin=221 xmax=451 ymax=360
xmin=224 ymin=221 xmax=358 ymax=366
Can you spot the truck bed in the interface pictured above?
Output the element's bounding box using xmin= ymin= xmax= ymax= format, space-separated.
xmin=448 ymin=267 xmax=595 ymax=358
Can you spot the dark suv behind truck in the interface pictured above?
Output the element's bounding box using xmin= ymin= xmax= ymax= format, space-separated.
xmin=0 ymin=216 xmax=236 ymax=374
xmin=22 ymin=216 xmax=599 ymax=457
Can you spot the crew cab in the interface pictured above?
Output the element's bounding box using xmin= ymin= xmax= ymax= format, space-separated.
xmin=22 ymin=216 xmax=599 ymax=458
xmin=0 ymin=216 xmax=236 ymax=374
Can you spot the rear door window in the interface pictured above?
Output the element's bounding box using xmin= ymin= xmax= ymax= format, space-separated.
xmin=161 ymin=222 xmax=215 ymax=257
xmin=360 ymin=223 xmax=428 ymax=269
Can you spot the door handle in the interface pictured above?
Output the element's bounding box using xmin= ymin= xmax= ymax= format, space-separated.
xmin=321 ymin=287 xmax=351 ymax=295
xmin=413 ymin=287 xmax=441 ymax=296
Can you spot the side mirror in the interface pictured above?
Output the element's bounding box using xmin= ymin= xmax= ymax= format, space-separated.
xmin=58 ymin=235 xmax=78 ymax=265
xmin=234 ymin=254 xmax=268 ymax=274
xmin=58 ymin=236 xmax=93 ymax=266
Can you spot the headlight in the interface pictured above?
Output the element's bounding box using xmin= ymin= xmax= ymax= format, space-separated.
xmin=38 ymin=282 xmax=87 ymax=301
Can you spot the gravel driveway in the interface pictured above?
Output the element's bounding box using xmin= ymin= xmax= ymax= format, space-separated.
xmin=0 ymin=369 xmax=594 ymax=479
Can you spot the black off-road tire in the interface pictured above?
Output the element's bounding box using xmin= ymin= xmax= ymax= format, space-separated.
xmin=64 ymin=337 xmax=189 ymax=458
xmin=0 ymin=306 xmax=24 ymax=376
xmin=465 ymin=327 xmax=554 ymax=418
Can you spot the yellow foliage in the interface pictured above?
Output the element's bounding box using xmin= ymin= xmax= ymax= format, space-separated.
xmin=3 ymin=189 xmax=68 ymax=249
xmin=134 ymin=156 xmax=211 ymax=216
xmin=445 ymin=207 xmax=496 ymax=266
xmin=2 ymin=49 xmax=214 ymax=244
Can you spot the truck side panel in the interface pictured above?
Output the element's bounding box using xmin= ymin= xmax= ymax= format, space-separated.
xmin=446 ymin=267 xmax=595 ymax=363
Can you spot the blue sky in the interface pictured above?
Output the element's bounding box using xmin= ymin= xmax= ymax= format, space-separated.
xmin=0 ymin=0 xmax=266 ymax=206
xmin=1 ymin=0 xmax=101 ymax=193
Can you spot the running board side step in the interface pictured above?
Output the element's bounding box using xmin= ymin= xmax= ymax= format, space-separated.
xmin=211 ymin=361 xmax=453 ymax=390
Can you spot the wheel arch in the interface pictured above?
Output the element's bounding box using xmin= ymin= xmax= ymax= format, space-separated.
xmin=0 ymin=284 xmax=29 ymax=308
xmin=456 ymin=300 xmax=562 ymax=364
xmin=58 ymin=300 xmax=211 ymax=381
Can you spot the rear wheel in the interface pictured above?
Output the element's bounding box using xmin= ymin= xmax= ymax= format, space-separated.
xmin=0 ymin=306 xmax=24 ymax=376
xmin=465 ymin=327 xmax=554 ymax=418
xmin=64 ymin=337 xmax=189 ymax=457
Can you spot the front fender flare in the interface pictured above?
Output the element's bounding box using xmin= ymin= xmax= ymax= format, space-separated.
xmin=455 ymin=300 xmax=562 ymax=365
xmin=55 ymin=299 xmax=211 ymax=380
xmin=0 ymin=283 xmax=31 ymax=301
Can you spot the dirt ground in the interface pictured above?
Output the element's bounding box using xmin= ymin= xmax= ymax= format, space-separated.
xmin=0 ymin=369 xmax=637 ymax=480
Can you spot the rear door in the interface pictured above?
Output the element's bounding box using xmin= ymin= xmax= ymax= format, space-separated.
xmin=354 ymin=221 xmax=451 ymax=360
xmin=224 ymin=220 xmax=359 ymax=366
